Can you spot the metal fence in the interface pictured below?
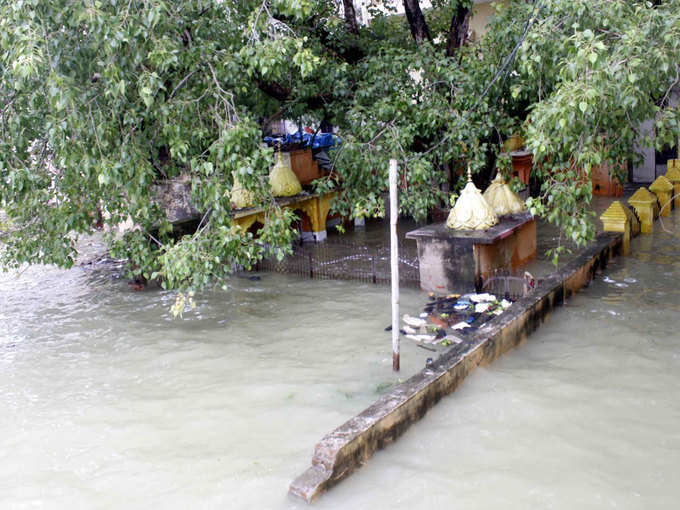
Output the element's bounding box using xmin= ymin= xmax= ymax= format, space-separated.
xmin=254 ymin=237 xmax=538 ymax=297
xmin=255 ymin=238 xmax=421 ymax=288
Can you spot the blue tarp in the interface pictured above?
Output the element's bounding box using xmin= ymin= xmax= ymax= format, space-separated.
xmin=264 ymin=131 xmax=338 ymax=150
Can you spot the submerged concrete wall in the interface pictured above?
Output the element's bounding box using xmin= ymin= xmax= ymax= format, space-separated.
xmin=289 ymin=232 xmax=623 ymax=503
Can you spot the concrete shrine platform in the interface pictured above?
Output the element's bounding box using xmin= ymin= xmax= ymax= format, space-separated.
xmin=405 ymin=212 xmax=537 ymax=294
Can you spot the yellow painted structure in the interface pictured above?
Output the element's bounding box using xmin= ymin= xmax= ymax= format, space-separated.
xmin=628 ymin=188 xmax=658 ymax=234
xmin=624 ymin=202 xmax=641 ymax=237
xmin=232 ymin=192 xmax=337 ymax=242
xmin=664 ymin=166 xmax=680 ymax=209
xmin=600 ymin=201 xmax=637 ymax=255
xmin=649 ymin=175 xmax=674 ymax=216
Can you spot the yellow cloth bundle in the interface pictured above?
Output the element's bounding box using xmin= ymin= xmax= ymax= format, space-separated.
xmin=446 ymin=168 xmax=498 ymax=230
xmin=482 ymin=173 xmax=525 ymax=216
xmin=230 ymin=177 xmax=255 ymax=209
xmin=269 ymin=151 xmax=302 ymax=197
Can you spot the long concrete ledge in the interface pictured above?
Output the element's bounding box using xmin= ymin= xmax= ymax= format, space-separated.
xmin=289 ymin=231 xmax=623 ymax=503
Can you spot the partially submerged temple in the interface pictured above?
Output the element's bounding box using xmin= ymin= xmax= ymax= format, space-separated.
xmin=407 ymin=168 xmax=536 ymax=294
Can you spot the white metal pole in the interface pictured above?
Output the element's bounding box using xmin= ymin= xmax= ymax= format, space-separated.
xmin=389 ymin=159 xmax=400 ymax=372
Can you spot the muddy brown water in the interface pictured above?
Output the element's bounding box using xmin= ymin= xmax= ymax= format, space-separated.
xmin=2 ymin=210 xmax=679 ymax=509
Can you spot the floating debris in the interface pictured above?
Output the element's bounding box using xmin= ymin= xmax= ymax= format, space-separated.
xmin=475 ymin=302 xmax=490 ymax=313
xmin=406 ymin=334 xmax=436 ymax=343
xmin=469 ymin=293 xmax=496 ymax=303
xmin=384 ymin=325 xmax=407 ymax=335
xmin=403 ymin=315 xmax=426 ymax=328
xmin=416 ymin=334 xmax=436 ymax=343
xmin=396 ymin=287 xmax=518 ymax=348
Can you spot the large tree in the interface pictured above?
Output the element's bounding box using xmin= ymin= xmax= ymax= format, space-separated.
xmin=1 ymin=0 xmax=679 ymax=292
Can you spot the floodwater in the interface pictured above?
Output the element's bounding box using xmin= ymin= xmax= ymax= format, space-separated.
xmin=0 ymin=246 xmax=428 ymax=510
xmin=2 ymin=211 xmax=680 ymax=509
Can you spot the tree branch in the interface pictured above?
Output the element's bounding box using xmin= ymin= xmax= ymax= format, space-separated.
xmin=255 ymin=77 xmax=292 ymax=102
xmin=169 ymin=69 xmax=198 ymax=99
xmin=254 ymin=75 xmax=334 ymax=111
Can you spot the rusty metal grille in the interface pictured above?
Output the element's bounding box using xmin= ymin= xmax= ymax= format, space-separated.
xmin=482 ymin=269 xmax=533 ymax=300
xmin=255 ymin=238 xmax=421 ymax=288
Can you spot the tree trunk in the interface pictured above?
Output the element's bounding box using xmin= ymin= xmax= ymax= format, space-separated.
xmin=403 ymin=0 xmax=431 ymax=44
xmin=342 ymin=0 xmax=359 ymax=35
xmin=446 ymin=4 xmax=471 ymax=57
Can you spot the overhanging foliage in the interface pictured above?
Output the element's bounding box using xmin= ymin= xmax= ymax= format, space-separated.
xmin=1 ymin=0 xmax=679 ymax=289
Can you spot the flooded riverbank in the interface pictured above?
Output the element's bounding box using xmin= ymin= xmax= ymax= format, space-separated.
xmin=2 ymin=210 xmax=679 ymax=509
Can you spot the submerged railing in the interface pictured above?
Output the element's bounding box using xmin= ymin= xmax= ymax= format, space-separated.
xmin=255 ymin=238 xmax=421 ymax=288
